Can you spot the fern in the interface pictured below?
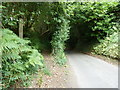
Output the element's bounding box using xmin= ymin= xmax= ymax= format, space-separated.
xmin=0 ymin=29 xmax=44 ymax=88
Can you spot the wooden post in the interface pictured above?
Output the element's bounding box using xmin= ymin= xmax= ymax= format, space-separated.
xmin=19 ymin=18 xmax=23 ymax=38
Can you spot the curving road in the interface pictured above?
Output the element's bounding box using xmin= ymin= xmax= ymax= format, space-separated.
xmin=67 ymin=53 xmax=118 ymax=88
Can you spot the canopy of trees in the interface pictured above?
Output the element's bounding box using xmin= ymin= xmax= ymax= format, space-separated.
xmin=1 ymin=1 xmax=119 ymax=88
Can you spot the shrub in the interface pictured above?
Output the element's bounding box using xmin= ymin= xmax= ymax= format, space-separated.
xmin=93 ymin=24 xmax=119 ymax=59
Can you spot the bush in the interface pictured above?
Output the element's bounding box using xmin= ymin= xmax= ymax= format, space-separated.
xmin=0 ymin=29 xmax=44 ymax=88
xmin=93 ymin=26 xmax=119 ymax=59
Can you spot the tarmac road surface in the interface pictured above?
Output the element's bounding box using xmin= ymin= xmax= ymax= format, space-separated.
xmin=67 ymin=53 xmax=118 ymax=88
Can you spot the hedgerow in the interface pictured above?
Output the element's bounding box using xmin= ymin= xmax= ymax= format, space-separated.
xmin=93 ymin=23 xmax=119 ymax=59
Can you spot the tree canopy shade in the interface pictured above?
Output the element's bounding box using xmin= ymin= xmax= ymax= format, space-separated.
xmin=1 ymin=1 xmax=120 ymax=88
xmin=66 ymin=2 xmax=119 ymax=52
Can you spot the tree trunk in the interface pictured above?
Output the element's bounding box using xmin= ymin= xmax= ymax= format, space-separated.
xmin=19 ymin=18 xmax=23 ymax=38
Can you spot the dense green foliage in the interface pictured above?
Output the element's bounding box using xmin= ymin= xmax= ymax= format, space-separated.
xmin=51 ymin=16 xmax=70 ymax=65
xmin=93 ymin=23 xmax=119 ymax=59
xmin=2 ymin=2 xmax=119 ymax=63
xmin=93 ymin=32 xmax=118 ymax=59
xmin=2 ymin=3 xmax=41 ymax=33
xmin=1 ymin=2 xmax=119 ymax=88
xmin=2 ymin=2 xmax=119 ymax=60
xmin=67 ymin=2 xmax=119 ymax=51
xmin=0 ymin=29 xmax=44 ymax=88
xmin=2 ymin=2 xmax=56 ymax=52
xmin=51 ymin=3 xmax=70 ymax=65
xmin=92 ymin=3 xmax=120 ymax=59
xmin=2 ymin=2 xmax=71 ymax=64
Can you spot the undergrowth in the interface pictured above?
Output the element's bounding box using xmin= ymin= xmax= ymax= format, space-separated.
xmin=0 ymin=29 xmax=44 ymax=89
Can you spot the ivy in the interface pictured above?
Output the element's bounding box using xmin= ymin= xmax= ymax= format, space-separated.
xmin=51 ymin=3 xmax=70 ymax=65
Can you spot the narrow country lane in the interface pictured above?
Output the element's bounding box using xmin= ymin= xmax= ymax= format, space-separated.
xmin=67 ymin=53 xmax=118 ymax=88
